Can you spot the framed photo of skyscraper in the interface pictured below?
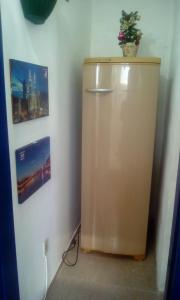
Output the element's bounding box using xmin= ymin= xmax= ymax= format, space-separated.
xmin=9 ymin=59 xmax=49 ymax=123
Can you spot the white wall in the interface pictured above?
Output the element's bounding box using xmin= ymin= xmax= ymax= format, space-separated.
xmin=156 ymin=0 xmax=180 ymax=291
xmin=1 ymin=0 xmax=178 ymax=296
xmin=1 ymin=1 xmax=91 ymax=299
xmin=90 ymin=0 xmax=173 ymax=59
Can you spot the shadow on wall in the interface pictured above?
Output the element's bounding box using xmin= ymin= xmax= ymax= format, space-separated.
xmin=149 ymin=75 xmax=172 ymax=233
xmin=138 ymin=37 xmax=172 ymax=232
xmin=138 ymin=36 xmax=158 ymax=57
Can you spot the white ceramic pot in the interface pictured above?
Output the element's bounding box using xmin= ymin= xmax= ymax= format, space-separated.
xmin=121 ymin=42 xmax=139 ymax=57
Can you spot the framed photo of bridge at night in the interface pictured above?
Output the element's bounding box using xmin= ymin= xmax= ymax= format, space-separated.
xmin=15 ymin=137 xmax=51 ymax=204
xmin=10 ymin=59 xmax=49 ymax=124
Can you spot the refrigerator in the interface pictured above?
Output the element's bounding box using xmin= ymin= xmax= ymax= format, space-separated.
xmin=81 ymin=57 xmax=160 ymax=259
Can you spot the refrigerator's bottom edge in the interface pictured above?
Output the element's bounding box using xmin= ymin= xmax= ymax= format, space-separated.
xmin=80 ymin=247 xmax=146 ymax=261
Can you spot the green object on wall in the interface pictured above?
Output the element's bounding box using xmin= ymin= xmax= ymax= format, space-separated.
xmin=20 ymin=0 xmax=58 ymax=24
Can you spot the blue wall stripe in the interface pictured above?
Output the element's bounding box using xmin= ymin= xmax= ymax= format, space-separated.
xmin=0 ymin=15 xmax=20 ymax=300
xmin=165 ymin=154 xmax=180 ymax=299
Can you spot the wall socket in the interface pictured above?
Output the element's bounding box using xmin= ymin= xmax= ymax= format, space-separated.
xmin=43 ymin=239 xmax=49 ymax=256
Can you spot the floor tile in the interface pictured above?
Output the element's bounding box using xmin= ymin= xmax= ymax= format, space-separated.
xmin=46 ymin=243 xmax=163 ymax=300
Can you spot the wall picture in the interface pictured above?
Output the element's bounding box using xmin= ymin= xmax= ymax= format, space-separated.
xmin=10 ymin=59 xmax=49 ymax=123
xmin=16 ymin=137 xmax=51 ymax=204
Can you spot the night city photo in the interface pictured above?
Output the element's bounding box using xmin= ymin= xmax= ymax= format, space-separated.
xmin=10 ymin=59 xmax=49 ymax=123
xmin=16 ymin=137 xmax=51 ymax=204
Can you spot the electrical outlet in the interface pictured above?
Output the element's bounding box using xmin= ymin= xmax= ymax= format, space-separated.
xmin=43 ymin=239 xmax=48 ymax=256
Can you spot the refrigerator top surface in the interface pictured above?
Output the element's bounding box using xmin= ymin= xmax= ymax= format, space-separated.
xmin=84 ymin=57 xmax=161 ymax=65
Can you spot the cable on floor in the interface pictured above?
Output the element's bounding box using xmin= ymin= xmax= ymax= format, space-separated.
xmin=62 ymin=228 xmax=80 ymax=267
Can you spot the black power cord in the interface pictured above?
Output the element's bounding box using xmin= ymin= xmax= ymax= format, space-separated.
xmin=62 ymin=228 xmax=80 ymax=267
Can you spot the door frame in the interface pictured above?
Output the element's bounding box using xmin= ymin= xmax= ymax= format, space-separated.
xmin=0 ymin=15 xmax=20 ymax=300
xmin=164 ymin=154 xmax=180 ymax=299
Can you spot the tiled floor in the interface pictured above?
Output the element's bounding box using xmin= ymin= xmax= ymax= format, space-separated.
xmin=47 ymin=240 xmax=163 ymax=300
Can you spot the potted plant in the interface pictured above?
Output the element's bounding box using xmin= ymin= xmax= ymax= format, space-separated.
xmin=118 ymin=10 xmax=142 ymax=57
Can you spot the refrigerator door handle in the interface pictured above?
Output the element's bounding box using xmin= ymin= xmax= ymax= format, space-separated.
xmin=86 ymin=88 xmax=114 ymax=93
